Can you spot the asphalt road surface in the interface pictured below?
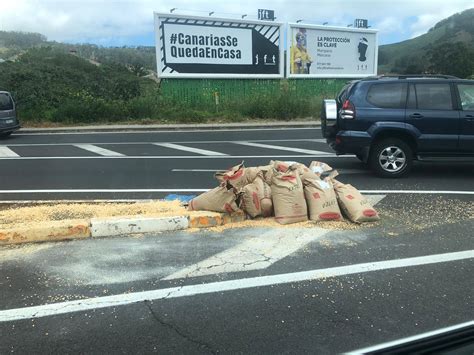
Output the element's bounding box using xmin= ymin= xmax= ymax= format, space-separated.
xmin=0 ymin=126 xmax=473 ymax=200
xmin=0 ymin=126 xmax=473 ymax=353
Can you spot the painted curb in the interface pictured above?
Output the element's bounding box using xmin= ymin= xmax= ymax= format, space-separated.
xmin=0 ymin=220 xmax=90 ymax=245
xmin=90 ymin=216 xmax=189 ymax=238
xmin=0 ymin=211 xmax=247 ymax=245
xmin=188 ymin=211 xmax=246 ymax=228
xmin=19 ymin=122 xmax=321 ymax=134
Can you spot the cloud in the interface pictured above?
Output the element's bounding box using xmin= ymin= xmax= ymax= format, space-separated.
xmin=1 ymin=0 xmax=472 ymax=45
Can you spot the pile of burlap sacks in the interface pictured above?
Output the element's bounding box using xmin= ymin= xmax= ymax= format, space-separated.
xmin=187 ymin=161 xmax=380 ymax=224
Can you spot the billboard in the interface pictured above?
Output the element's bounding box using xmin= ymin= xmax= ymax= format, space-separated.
xmin=155 ymin=13 xmax=284 ymax=78
xmin=287 ymin=24 xmax=378 ymax=78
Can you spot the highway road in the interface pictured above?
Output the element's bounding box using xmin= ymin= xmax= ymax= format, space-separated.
xmin=0 ymin=126 xmax=473 ymax=353
xmin=0 ymin=126 xmax=473 ymax=200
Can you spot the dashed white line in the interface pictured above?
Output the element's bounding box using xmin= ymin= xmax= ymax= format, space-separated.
xmin=1 ymin=138 xmax=323 ymax=147
xmin=235 ymin=141 xmax=332 ymax=155
xmin=0 ymin=154 xmax=348 ymax=160
xmin=0 ymin=250 xmax=472 ymax=322
xmin=153 ymin=143 xmax=227 ymax=156
xmin=0 ymin=146 xmax=19 ymax=157
xmin=74 ymin=144 xmax=124 ymax=157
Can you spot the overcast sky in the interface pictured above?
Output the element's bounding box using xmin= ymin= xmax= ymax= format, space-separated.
xmin=1 ymin=0 xmax=472 ymax=46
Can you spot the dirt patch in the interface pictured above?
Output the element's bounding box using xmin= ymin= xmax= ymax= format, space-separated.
xmin=187 ymin=217 xmax=376 ymax=233
xmin=0 ymin=199 xmax=378 ymax=232
xmin=0 ymin=200 xmax=190 ymax=229
xmin=377 ymin=195 xmax=473 ymax=232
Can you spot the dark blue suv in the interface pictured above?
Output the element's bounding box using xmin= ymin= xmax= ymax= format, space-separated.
xmin=321 ymin=75 xmax=474 ymax=177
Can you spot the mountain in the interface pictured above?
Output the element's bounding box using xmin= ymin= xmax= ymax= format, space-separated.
xmin=378 ymin=8 xmax=474 ymax=77
xmin=0 ymin=31 xmax=156 ymax=71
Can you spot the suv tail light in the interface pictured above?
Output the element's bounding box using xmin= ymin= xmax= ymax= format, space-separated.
xmin=340 ymin=99 xmax=355 ymax=119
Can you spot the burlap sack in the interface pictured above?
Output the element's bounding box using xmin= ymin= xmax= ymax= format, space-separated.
xmin=333 ymin=180 xmax=380 ymax=223
xmin=259 ymin=164 xmax=275 ymax=185
xmin=241 ymin=176 xmax=273 ymax=218
xmin=188 ymin=183 xmax=240 ymax=213
xmin=271 ymin=160 xmax=299 ymax=173
xmin=303 ymin=178 xmax=342 ymax=221
xmin=309 ymin=161 xmax=333 ymax=177
xmin=271 ymin=170 xmax=308 ymax=225
xmin=215 ymin=162 xmax=259 ymax=190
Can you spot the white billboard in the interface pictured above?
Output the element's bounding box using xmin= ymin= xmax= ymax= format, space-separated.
xmin=155 ymin=13 xmax=284 ymax=78
xmin=287 ymin=24 xmax=378 ymax=78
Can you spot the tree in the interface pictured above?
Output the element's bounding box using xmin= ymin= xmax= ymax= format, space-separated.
xmin=428 ymin=42 xmax=474 ymax=78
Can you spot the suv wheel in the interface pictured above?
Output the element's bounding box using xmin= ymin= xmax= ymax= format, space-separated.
xmin=369 ymin=138 xmax=413 ymax=178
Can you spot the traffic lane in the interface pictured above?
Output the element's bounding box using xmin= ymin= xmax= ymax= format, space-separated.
xmin=1 ymin=194 xmax=472 ymax=310
xmin=0 ymin=157 xmax=473 ymax=199
xmin=1 ymin=259 xmax=472 ymax=354
xmin=5 ymin=127 xmax=322 ymax=144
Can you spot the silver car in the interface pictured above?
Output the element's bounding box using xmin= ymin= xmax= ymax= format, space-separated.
xmin=0 ymin=91 xmax=20 ymax=138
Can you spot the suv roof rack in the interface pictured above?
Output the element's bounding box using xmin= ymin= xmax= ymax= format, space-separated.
xmin=375 ymin=74 xmax=459 ymax=80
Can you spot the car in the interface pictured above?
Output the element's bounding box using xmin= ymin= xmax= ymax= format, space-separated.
xmin=0 ymin=91 xmax=20 ymax=138
xmin=321 ymin=75 xmax=474 ymax=177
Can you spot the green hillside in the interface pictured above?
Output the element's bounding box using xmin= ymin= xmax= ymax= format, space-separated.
xmin=379 ymin=8 xmax=474 ymax=77
xmin=0 ymin=31 xmax=156 ymax=71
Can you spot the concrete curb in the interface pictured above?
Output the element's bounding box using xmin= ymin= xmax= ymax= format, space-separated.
xmin=90 ymin=216 xmax=189 ymax=238
xmin=19 ymin=121 xmax=321 ymax=133
xmin=0 ymin=220 xmax=90 ymax=245
xmin=0 ymin=212 xmax=247 ymax=245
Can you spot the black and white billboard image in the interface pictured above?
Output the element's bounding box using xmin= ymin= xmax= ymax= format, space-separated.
xmin=155 ymin=13 xmax=283 ymax=78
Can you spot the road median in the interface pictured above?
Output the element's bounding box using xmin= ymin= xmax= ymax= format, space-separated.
xmin=0 ymin=201 xmax=250 ymax=245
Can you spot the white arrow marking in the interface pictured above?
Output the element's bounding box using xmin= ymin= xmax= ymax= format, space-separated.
xmin=163 ymin=194 xmax=386 ymax=280
xmin=163 ymin=228 xmax=329 ymax=280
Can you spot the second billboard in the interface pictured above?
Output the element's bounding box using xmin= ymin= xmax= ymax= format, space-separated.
xmin=287 ymin=24 xmax=378 ymax=78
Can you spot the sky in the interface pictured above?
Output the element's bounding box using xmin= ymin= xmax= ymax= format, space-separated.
xmin=1 ymin=0 xmax=472 ymax=47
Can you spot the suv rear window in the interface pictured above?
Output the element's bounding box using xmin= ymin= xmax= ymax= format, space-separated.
xmin=0 ymin=93 xmax=13 ymax=111
xmin=366 ymin=83 xmax=407 ymax=109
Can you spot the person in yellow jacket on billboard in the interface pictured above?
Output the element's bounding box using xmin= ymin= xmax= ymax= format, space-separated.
xmin=291 ymin=28 xmax=312 ymax=74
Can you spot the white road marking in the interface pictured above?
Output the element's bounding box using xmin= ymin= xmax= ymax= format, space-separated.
xmin=3 ymin=139 xmax=322 ymax=147
xmin=235 ymin=141 xmax=332 ymax=155
xmin=0 ymin=154 xmax=351 ymax=160
xmin=0 ymin=250 xmax=472 ymax=322
xmin=0 ymin=146 xmax=19 ymax=157
xmin=0 ymin=189 xmax=472 ymax=195
xmin=74 ymin=144 xmax=124 ymax=157
xmin=163 ymin=228 xmax=330 ymax=280
xmin=153 ymin=143 xmax=227 ymax=156
xmin=164 ymin=195 xmax=386 ymax=280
